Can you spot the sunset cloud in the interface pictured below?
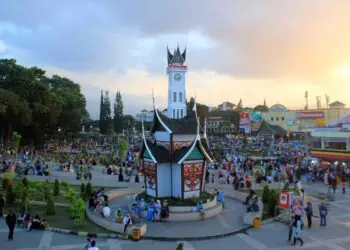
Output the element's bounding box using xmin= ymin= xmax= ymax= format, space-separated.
xmin=1 ymin=0 xmax=350 ymax=118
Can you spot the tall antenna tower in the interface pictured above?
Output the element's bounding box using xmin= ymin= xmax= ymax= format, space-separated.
xmin=304 ymin=91 xmax=308 ymax=110
xmin=316 ymin=96 xmax=321 ymax=109
xmin=325 ymin=94 xmax=330 ymax=109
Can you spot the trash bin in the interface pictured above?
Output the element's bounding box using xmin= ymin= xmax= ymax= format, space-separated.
xmin=253 ymin=217 xmax=261 ymax=229
xmin=132 ymin=227 xmax=141 ymax=241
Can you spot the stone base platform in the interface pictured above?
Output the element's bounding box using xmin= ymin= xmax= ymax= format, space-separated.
xmin=107 ymin=193 xmax=246 ymax=239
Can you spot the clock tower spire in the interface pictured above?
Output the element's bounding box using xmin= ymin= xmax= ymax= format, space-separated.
xmin=167 ymin=45 xmax=187 ymax=119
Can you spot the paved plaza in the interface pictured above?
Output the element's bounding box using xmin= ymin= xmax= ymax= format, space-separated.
xmin=2 ymin=173 xmax=350 ymax=249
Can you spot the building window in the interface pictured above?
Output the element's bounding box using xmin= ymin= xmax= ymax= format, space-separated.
xmin=173 ymin=109 xmax=175 ymax=118
xmin=173 ymin=92 xmax=177 ymax=102
xmin=180 ymin=109 xmax=183 ymax=118
xmin=177 ymin=109 xmax=180 ymax=118
xmin=276 ymin=117 xmax=279 ymax=121
xmin=282 ymin=117 xmax=285 ymax=121
xmin=179 ymin=92 xmax=183 ymax=103
xmin=271 ymin=117 xmax=274 ymax=121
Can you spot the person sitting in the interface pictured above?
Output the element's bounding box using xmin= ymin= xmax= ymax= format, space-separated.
xmin=28 ymin=214 xmax=41 ymax=231
xmin=244 ymin=190 xmax=255 ymax=205
xmin=247 ymin=196 xmax=260 ymax=213
xmin=101 ymin=204 xmax=110 ymax=218
xmin=123 ymin=214 xmax=132 ymax=233
xmin=17 ymin=211 xmax=26 ymax=227
xmin=115 ymin=208 xmax=123 ymax=223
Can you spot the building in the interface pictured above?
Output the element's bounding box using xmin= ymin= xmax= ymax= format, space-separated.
xmin=261 ymin=101 xmax=350 ymax=133
xmin=310 ymin=127 xmax=350 ymax=161
xmin=218 ymin=102 xmax=236 ymax=111
xmin=140 ymin=46 xmax=213 ymax=199
xmin=167 ymin=46 xmax=187 ymax=119
xmin=207 ymin=110 xmax=238 ymax=135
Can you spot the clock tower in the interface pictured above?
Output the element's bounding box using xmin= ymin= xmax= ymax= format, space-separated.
xmin=166 ymin=45 xmax=187 ymax=119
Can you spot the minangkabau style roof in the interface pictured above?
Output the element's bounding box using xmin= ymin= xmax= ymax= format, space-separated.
xmin=151 ymin=109 xmax=198 ymax=134
xmin=257 ymin=120 xmax=287 ymax=137
xmin=167 ymin=45 xmax=186 ymax=65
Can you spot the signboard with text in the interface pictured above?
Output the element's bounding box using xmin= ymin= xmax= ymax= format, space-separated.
xmin=250 ymin=111 xmax=262 ymax=132
xmin=239 ymin=112 xmax=251 ymax=134
xmin=296 ymin=111 xmax=324 ymax=119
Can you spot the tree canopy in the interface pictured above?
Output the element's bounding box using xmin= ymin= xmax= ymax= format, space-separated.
xmin=253 ymin=105 xmax=269 ymax=112
xmin=0 ymin=59 xmax=89 ymax=145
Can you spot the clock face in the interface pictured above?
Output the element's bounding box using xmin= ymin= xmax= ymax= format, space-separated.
xmin=174 ymin=73 xmax=182 ymax=81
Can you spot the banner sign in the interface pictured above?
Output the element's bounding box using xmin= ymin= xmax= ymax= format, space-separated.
xmin=296 ymin=111 xmax=324 ymax=119
xmin=250 ymin=111 xmax=262 ymax=132
xmin=239 ymin=112 xmax=250 ymax=133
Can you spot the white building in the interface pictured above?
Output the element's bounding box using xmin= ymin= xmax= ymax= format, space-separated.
xmin=166 ymin=46 xmax=187 ymax=119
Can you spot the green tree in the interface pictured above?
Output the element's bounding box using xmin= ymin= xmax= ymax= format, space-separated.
xmin=11 ymin=131 xmax=21 ymax=154
xmin=53 ymin=179 xmax=60 ymax=196
xmin=253 ymin=105 xmax=269 ymax=112
xmin=80 ymin=183 xmax=86 ymax=200
xmin=123 ymin=115 xmax=135 ymax=134
xmin=99 ymin=90 xmax=104 ymax=133
xmin=262 ymin=185 xmax=270 ymax=204
xmin=117 ymin=138 xmax=128 ymax=158
xmin=0 ymin=59 xmax=88 ymax=145
xmin=113 ymin=91 xmax=124 ymax=134
xmin=186 ymin=97 xmax=209 ymax=124
xmin=268 ymin=190 xmax=279 ymax=217
xmin=22 ymin=177 xmax=29 ymax=187
xmin=71 ymin=198 xmax=86 ymax=227
xmin=2 ymin=177 xmax=9 ymax=191
xmin=46 ymin=194 xmax=56 ymax=215
xmin=20 ymin=186 xmax=29 ymax=212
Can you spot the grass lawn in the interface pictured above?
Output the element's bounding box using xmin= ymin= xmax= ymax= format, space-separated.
xmin=4 ymin=204 xmax=113 ymax=234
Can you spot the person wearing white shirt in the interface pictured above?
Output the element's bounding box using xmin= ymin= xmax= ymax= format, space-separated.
xmin=123 ymin=214 xmax=132 ymax=233
xmin=102 ymin=205 xmax=110 ymax=218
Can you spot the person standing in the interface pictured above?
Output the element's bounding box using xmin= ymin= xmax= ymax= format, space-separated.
xmin=319 ymin=200 xmax=328 ymax=227
xmin=6 ymin=210 xmax=16 ymax=240
xmin=304 ymin=201 xmax=313 ymax=228
xmin=291 ymin=218 xmax=304 ymax=246
xmin=0 ymin=194 xmax=5 ymax=217
xmin=342 ymin=176 xmax=346 ymax=194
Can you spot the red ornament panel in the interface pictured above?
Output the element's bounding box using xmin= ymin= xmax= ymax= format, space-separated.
xmin=143 ymin=161 xmax=156 ymax=189
xmin=183 ymin=163 xmax=203 ymax=192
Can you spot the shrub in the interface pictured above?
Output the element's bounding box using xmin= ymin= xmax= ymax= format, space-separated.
xmin=66 ymin=187 xmax=77 ymax=203
xmin=262 ymin=185 xmax=270 ymax=204
xmin=71 ymin=198 xmax=85 ymax=227
xmin=53 ymin=179 xmax=60 ymax=196
xmin=85 ymin=182 xmax=92 ymax=198
xmin=268 ymin=189 xmax=279 ymax=217
xmin=283 ymin=183 xmax=290 ymax=191
xmin=43 ymin=181 xmax=50 ymax=201
xmin=80 ymin=183 xmax=86 ymax=200
xmin=61 ymin=181 xmax=69 ymax=191
xmin=20 ymin=187 xmax=29 ymax=212
xmin=46 ymin=194 xmax=56 ymax=215
xmin=6 ymin=184 xmax=15 ymax=205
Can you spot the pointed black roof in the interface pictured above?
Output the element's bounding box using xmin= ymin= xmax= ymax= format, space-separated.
xmin=151 ymin=110 xmax=198 ymax=134
xmin=167 ymin=46 xmax=186 ymax=65
xmin=257 ymin=120 xmax=287 ymax=137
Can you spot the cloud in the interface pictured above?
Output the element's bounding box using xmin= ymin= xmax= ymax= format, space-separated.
xmin=2 ymin=0 xmax=350 ymax=117
xmin=0 ymin=40 xmax=6 ymax=53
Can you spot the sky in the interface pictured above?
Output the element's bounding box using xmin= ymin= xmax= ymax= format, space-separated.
xmin=1 ymin=0 xmax=350 ymax=119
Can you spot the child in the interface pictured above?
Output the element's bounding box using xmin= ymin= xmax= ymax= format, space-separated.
xmin=342 ymin=177 xmax=347 ymax=194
